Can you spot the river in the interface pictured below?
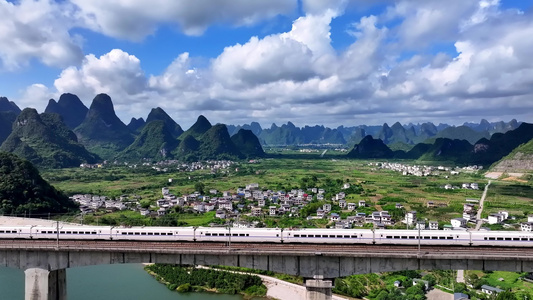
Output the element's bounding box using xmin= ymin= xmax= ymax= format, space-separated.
xmin=0 ymin=264 xmax=248 ymax=300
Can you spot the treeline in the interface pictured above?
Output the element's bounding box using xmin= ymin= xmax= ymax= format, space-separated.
xmin=145 ymin=264 xmax=266 ymax=296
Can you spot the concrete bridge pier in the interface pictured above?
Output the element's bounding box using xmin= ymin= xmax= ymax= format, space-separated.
xmin=25 ymin=268 xmax=66 ymax=300
xmin=305 ymin=275 xmax=333 ymax=300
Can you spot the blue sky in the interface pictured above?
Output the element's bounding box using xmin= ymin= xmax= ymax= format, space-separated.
xmin=1 ymin=0 xmax=533 ymax=128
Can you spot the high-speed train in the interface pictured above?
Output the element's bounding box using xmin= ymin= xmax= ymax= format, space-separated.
xmin=0 ymin=225 xmax=532 ymax=247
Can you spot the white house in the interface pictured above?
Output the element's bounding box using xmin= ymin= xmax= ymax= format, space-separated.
xmin=347 ymin=203 xmax=356 ymax=210
xmin=323 ymin=203 xmax=332 ymax=212
xmin=405 ymin=211 xmax=417 ymax=225
xmin=481 ymin=285 xmax=503 ymax=295
xmin=451 ymin=218 xmax=467 ymax=228
xmin=429 ymin=221 xmax=439 ymax=230
xmin=415 ymin=221 xmax=426 ymax=230
xmin=488 ymin=213 xmax=504 ymax=225
xmin=358 ymin=200 xmax=366 ymax=207
xmin=269 ymin=206 xmax=277 ymax=216
xmin=339 ymin=200 xmax=347 ymax=209
xmin=521 ymin=222 xmax=533 ymax=232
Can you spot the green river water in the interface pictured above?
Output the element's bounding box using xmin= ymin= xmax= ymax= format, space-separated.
xmin=0 ymin=264 xmax=251 ymax=300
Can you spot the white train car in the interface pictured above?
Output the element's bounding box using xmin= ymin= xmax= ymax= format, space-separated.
xmin=374 ymin=229 xmax=469 ymax=246
xmin=196 ymin=227 xmax=283 ymax=243
xmin=0 ymin=226 xmax=31 ymax=239
xmin=111 ymin=226 xmax=195 ymax=241
xmin=471 ymin=231 xmax=533 ymax=247
xmin=31 ymin=225 xmax=110 ymax=240
xmin=283 ymin=228 xmax=373 ymax=244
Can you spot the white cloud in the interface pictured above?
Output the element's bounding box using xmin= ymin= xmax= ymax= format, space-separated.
xmin=54 ymin=49 xmax=148 ymax=105
xmin=13 ymin=0 xmax=533 ymax=127
xmin=17 ymin=83 xmax=54 ymax=110
xmin=0 ymin=0 xmax=83 ymax=70
xmin=71 ymin=0 xmax=297 ymax=40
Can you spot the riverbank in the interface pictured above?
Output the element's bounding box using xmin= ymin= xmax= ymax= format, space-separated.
xmin=196 ymin=266 xmax=353 ymax=300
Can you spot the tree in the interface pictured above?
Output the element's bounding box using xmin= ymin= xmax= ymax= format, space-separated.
xmin=194 ymin=182 xmax=205 ymax=195
xmin=454 ymin=283 xmax=467 ymax=293
xmin=496 ymin=291 xmax=516 ymax=300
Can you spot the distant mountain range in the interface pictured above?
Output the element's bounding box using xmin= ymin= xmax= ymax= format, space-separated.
xmin=228 ymin=119 xmax=520 ymax=147
xmin=0 ymin=92 xmax=529 ymax=169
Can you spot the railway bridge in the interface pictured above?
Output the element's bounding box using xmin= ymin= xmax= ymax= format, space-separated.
xmin=2 ymin=240 xmax=533 ymax=300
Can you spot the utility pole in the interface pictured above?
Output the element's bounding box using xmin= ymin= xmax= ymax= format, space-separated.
xmin=418 ymin=223 xmax=421 ymax=253
xmin=56 ymin=220 xmax=59 ymax=250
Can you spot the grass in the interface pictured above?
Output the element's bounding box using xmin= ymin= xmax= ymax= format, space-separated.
xmin=39 ymin=158 xmax=533 ymax=226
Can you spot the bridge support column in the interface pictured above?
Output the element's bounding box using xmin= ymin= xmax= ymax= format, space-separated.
xmin=305 ymin=275 xmax=333 ymax=300
xmin=25 ymin=268 xmax=66 ymax=300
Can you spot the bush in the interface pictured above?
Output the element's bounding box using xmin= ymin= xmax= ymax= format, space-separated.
xmin=176 ymin=283 xmax=191 ymax=293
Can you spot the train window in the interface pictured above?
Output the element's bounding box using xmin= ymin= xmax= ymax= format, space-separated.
xmin=226 ymin=233 xmax=230 ymax=236
xmin=351 ymin=235 xmax=357 ymax=238
xmin=329 ymin=235 xmax=335 ymax=238
xmin=232 ymin=234 xmax=238 ymax=236
xmin=386 ymin=236 xmax=392 ymax=238
xmin=505 ymin=238 xmax=511 ymax=241
xmin=141 ymin=232 xmax=146 ymax=235
xmin=409 ymin=236 xmax=415 ymax=239
xmin=239 ymin=234 xmax=245 ymax=236
xmin=206 ymin=233 xmax=211 ymax=236
xmin=0 ymin=230 xmax=4 ymax=233
xmin=135 ymin=232 xmax=140 ymax=235
xmin=497 ymin=237 xmax=503 ymax=241
xmin=401 ymin=236 xmax=407 ymax=239
xmin=394 ymin=236 xmax=400 ymax=239
xmin=439 ymin=237 xmax=445 ymax=239
xmin=344 ymin=235 xmax=350 ymax=238
xmin=122 ymin=232 xmax=127 ymax=235
xmin=447 ymin=237 xmax=453 ymax=240
xmin=488 ymin=237 xmax=495 ymax=240
xmin=60 ymin=231 xmax=65 ymax=234
xmin=302 ymin=234 xmax=307 ymax=237
xmin=295 ymin=234 xmax=300 ymax=237
xmin=484 ymin=237 xmax=487 ymax=240
xmin=155 ymin=233 xmax=160 ymax=235
xmin=67 ymin=231 xmax=72 ymax=234
xmin=128 ymin=232 xmax=133 ymax=235
xmin=432 ymin=237 xmax=437 ymax=239
xmin=246 ymin=234 xmax=249 ymax=237
xmin=148 ymin=233 xmax=153 ymax=235
xmin=92 ymin=232 xmax=97 ymax=235
xmin=522 ymin=238 xmax=529 ymax=241
xmin=513 ymin=238 xmax=519 ymax=241
xmin=336 ymin=235 xmax=342 ymax=238
xmin=308 ymin=235 xmax=314 ymax=238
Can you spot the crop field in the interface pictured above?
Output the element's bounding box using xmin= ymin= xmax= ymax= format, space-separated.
xmin=38 ymin=158 xmax=533 ymax=227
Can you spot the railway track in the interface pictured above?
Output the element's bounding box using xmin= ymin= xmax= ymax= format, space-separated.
xmin=1 ymin=240 xmax=533 ymax=257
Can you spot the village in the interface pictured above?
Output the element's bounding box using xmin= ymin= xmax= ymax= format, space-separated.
xmin=70 ymin=177 xmax=532 ymax=233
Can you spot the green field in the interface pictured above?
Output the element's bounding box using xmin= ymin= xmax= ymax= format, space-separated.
xmin=38 ymin=158 xmax=533 ymax=227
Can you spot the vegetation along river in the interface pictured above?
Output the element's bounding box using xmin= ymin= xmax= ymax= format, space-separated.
xmin=0 ymin=263 xmax=255 ymax=300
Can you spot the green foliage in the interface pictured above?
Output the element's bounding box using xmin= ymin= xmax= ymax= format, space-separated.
xmin=175 ymin=283 xmax=191 ymax=292
xmin=118 ymin=120 xmax=179 ymax=161
xmin=0 ymin=152 xmax=77 ymax=215
xmin=0 ymin=109 xmax=100 ymax=168
xmin=231 ymin=129 xmax=265 ymax=158
xmin=146 ymin=264 xmax=265 ymax=296
xmin=74 ymin=94 xmax=134 ymax=160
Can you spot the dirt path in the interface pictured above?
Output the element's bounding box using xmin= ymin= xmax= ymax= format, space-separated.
xmin=475 ymin=180 xmax=491 ymax=231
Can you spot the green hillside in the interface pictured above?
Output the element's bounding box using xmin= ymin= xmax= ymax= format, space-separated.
xmin=0 ymin=152 xmax=77 ymax=215
xmin=0 ymin=109 xmax=99 ymax=168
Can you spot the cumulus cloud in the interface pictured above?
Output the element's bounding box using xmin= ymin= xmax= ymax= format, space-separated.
xmin=0 ymin=0 xmax=83 ymax=70
xmin=72 ymin=0 xmax=297 ymax=40
xmin=13 ymin=0 xmax=533 ymax=127
xmin=54 ymin=49 xmax=148 ymax=106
